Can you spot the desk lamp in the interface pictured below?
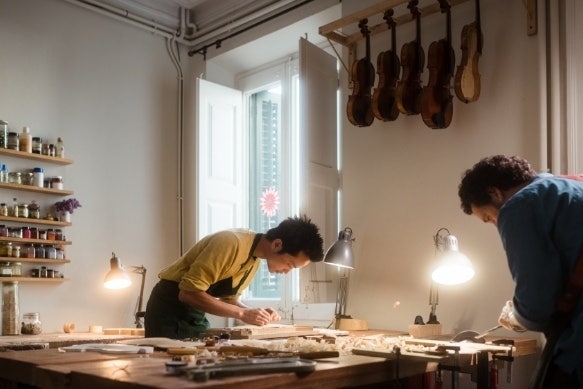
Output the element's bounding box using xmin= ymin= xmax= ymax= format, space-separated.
xmin=428 ymin=228 xmax=474 ymax=324
xmin=324 ymin=227 xmax=368 ymax=331
xmin=103 ymin=252 xmax=147 ymax=328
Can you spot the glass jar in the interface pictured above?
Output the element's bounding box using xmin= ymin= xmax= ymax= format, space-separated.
xmin=8 ymin=172 xmax=21 ymax=185
xmin=45 ymin=246 xmax=56 ymax=260
xmin=2 ymin=281 xmax=19 ymax=335
xmin=0 ymin=242 xmax=12 ymax=257
xmin=21 ymin=172 xmax=34 ymax=186
xmin=32 ymin=137 xmax=42 ymax=154
xmin=10 ymin=262 xmax=21 ymax=276
xmin=7 ymin=132 xmax=19 ymax=150
xmin=51 ymin=176 xmax=64 ymax=190
xmin=21 ymin=312 xmax=42 ymax=335
xmin=17 ymin=203 xmax=28 ymax=218
xmin=0 ymin=203 xmax=7 ymax=217
xmin=0 ymin=262 xmax=12 ymax=277
xmin=28 ymin=201 xmax=40 ymax=219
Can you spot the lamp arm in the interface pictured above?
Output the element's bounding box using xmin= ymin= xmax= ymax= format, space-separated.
xmin=132 ymin=266 xmax=147 ymax=327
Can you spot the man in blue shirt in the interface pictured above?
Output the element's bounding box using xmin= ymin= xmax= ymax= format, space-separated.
xmin=458 ymin=155 xmax=583 ymax=388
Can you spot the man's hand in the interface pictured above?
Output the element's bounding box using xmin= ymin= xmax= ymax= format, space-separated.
xmin=265 ymin=307 xmax=281 ymax=322
xmin=241 ymin=308 xmax=277 ymax=326
xmin=498 ymin=300 xmax=527 ymax=332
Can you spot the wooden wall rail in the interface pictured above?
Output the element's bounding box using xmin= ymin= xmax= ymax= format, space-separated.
xmin=319 ymin=0 xmax=537 ymax=49
xmin=319 ymin=0 xmax=471 ymax=48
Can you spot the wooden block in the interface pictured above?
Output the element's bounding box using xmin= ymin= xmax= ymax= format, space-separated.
xmin=335 ymin=318 xmax=368 ymax=331
xmin=408 ymin=323 xmax=442 ymax=338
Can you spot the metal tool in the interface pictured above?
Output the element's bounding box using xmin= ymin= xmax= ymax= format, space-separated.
xmin=475 ymin=324 xmax=503 ymax=339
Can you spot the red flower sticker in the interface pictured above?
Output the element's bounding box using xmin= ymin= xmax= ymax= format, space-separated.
xmin=260 ymin=187 xmax=279 ymax=217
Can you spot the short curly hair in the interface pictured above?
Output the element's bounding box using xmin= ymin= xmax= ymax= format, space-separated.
xmin=264 ymin=215 xmax=324 ymax=262
xmin=458 ymin=155 xmax=536 ymax=215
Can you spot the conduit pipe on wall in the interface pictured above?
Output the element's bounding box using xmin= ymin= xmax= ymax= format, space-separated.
xmin=165 ymin=37 xmax=185 ymax=255
xmin=64 ymin=0 xmax=183 ymax=42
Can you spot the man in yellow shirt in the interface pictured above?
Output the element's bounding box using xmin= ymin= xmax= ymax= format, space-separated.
xmin=144 ymin=215 xmax=324 ymax=339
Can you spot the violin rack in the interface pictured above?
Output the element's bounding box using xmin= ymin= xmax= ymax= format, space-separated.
xmin=319 ymin=0 xmax=537 ymax=54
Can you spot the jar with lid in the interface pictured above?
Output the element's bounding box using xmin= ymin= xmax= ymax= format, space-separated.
xmin=0 ymin=120 xmax=8 ymax=148
xmin=17 ymin=203 xmax=28 ymax=218
xmin=0 ymin=203 xmax=7 ymax=216
xmin=32 ymin=137 xmax=42 ymax=154
xmin=24 ymin=244 xmax=35 ymax=258
xmin=2 ymin=281 xmax=19 ymax=335
xmin=0 ymin=225 xmax=7 ymax=237
xmin=10 ymin=262 xmax=21 ymax=276
xmin=0 ymin=242 xmax=12 ymax=257
xmin=0 ymin=262 xmax=12 ymax=277
xmin=46 ymin=228 xmax=55 ymax=241
xmin=8 ymin=172 xmax=21 ymax=185
xmin=7 ymin=132 xmax=19 ymax=150
xmin=51 ymin=176 xmax=64 ymax=190
xmin=32 ymin=167 xmax=43 ymax=188
xmin=28 ymin=201 xmax=40 ymax=219
xmin=21 ymin=312 xmax=42 ymax=335
xmin=45 ymin=246 xmax=56 ymax=260
xmin=21 ymin=172 xmax=34 ymax=186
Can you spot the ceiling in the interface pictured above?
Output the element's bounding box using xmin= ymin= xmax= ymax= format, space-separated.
xmin=82 ymin=0 xmax=341 ymax=74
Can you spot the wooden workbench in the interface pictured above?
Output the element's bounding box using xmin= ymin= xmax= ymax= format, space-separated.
xmin=0 ymin=330 xmax=537 ymax=389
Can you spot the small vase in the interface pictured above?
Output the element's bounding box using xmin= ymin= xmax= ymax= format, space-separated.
xmin=60 ymin=211 xmax=71 ymax=223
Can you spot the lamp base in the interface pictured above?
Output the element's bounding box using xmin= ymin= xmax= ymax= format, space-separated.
xmin=408 ymin=323 xmax=442 ymax=338
xmin=334 ymin=317 xmax=368 ymax=331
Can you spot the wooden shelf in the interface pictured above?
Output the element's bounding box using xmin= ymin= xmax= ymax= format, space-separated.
xmin=0 ymin=277 xmax=68 ymax=283
xmin=0 ymin=237 xmax=71 ymax=246
xmin=0 ymin=216 xmax=71 ymax=227
xmin=0 ymin=149 xmax=73 ymax=165
xmin=319 ymin=0 xmax=471 ymax=48
xmin=0 ymin=258 xmax=70 ymax=264
xmin=0 ymin=182 xmax=73 ymax=196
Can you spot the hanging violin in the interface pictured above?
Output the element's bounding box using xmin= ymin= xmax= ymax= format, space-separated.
xmin=455 ymin=0 xmax=483 ymax=103
xmin=395 ymin=0 xmax=425 ymax=116
xmin=420 ymin=0 xmax=455 ymax=129
xmin=372 ymin=9 xmax=400 ymax=122
xmin=347 ymin=19 xmax=375 ymax=127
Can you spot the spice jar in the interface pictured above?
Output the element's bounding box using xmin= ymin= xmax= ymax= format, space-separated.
xmin=21 ymin=312 xmax=42 ymax=335
xmin=0 ymin=262 xmax=12 ymax=277
xmin=10 ymin=262 xmax=21 ymax=276
xmin=32 ymin=137 xmax=42 ymax=154
xmin=28 ymin=201 xmax=40 ymax=219
xmin=7 ymin=132 xmax=19 ymax=150
xmin=0 ymin=242 xmax=12 ymax=257
xmin=8 ymin=172 xmax=21 ymax=185
xmin=0 ymin=203 xmax=7 ymax=216
xmin=17 ymin=203 xmax=28 ymax=218
xmin=51 ymin=176 xmax=63 ymax=190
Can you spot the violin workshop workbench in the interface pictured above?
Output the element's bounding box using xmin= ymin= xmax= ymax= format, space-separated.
xmin=0 ymin=330 xmax=538 ymax=389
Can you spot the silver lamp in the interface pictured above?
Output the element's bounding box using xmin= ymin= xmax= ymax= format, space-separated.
xmin=428 ymin=228 xmax=474 ymax=324
xmin=324 ymin=228 xmax=367 ymax=330
xmin=103 ymin=252 xmax=147 ymax=328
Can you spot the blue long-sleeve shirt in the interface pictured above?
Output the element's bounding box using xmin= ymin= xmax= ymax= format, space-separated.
xmin=498 ymin=173 xmax=583 ymax=377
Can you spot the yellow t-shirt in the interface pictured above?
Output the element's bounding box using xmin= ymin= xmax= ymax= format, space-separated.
xmin=158 ymin=229 xmax=260 ymax=299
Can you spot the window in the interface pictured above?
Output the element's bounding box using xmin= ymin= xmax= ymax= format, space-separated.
xmin=197 ymin=39 xmax=339 ymax=325
xmin=238 ymin=60 xmax=301 ymax=311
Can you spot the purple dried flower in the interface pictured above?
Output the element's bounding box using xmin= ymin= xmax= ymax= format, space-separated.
xmin=54 ymin=198 xmax=82 ymax=214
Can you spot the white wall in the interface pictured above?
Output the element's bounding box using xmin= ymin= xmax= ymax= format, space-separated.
xmin=0 ymin=0 xmax=181 ymax=331
xmin=342 ymin=0 xmax=542 ymax=336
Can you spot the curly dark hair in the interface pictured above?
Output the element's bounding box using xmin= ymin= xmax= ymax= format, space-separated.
xmin=264 ymin=215 xmax=324 ymax=262
xmin=458 ymin=155 xmax=537 ymax=215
